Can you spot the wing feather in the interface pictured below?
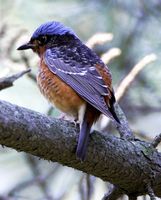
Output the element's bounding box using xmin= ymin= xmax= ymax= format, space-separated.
xmin=44 ymin=48 xmax=114 ymax=119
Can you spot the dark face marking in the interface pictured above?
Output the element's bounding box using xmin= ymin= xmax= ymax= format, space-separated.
xmin=26 ymin=35 xmax=49 ymax=55
xmin=33 ymin=35 xmax=49 ymax=46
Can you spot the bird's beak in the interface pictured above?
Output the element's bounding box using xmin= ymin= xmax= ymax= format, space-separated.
xmin=17 ymin=42 xmax=36 ymax=50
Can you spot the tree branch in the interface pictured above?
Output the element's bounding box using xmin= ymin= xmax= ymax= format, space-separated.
xmin=101 ymin=48 xmax=121 ymax=64
xmin=113 ymin=102 xmax=134 ymax=140
xmin=0 ymin=100 xmax=161 ymax=198
xmin=86 ymin=33 xmax=113 ymax=49
xmin=100 ymin=53 xmax=157 ymax=132
xmin=0 ymin=69 xmax=31 ymax=90
xmin=115 ymin=54 xmax=157 ymax=101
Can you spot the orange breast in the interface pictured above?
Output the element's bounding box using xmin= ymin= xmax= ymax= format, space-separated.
xmin=37 ymin=59 xmax=85 ymax=118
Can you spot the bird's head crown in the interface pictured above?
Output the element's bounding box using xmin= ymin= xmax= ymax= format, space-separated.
xmin=32 ymin=21 xmax=77 ymax=39
xmin=17 ymin=21 xmax=78 ymax=54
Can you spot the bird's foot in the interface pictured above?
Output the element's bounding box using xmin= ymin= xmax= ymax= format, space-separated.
xmin=58 ymin=113 xmax=79 ymax=127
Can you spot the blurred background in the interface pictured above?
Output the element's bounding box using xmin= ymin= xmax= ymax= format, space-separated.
xmin=0 ymin=0 xmax=161 ymax=199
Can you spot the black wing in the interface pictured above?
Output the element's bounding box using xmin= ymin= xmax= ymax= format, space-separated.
xmin=44 ymin=48 xmax=114 ymax=119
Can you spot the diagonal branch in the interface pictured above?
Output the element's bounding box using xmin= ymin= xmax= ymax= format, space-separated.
xmin=100 ymin=53 xmax=157 ymax=132
xmin=113 ymin=102 xmax=134 ymax=140
xmin=115 ymin=54 xmax=157 ymax=101
xmin=101 ymin=48 xmax=121 ymax=64
xmin=0 ymin=100 xmax=160 ymax=198
xmin=0 ymin=69 xmax=31 ymax=90
xmin=86 ymin=33 xmax=113 ymax=49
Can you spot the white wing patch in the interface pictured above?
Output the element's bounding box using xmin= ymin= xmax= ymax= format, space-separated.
xmin=56 ymin=68 xmax=87 ymax=76
xmin=45 ymin=49 xmax=87 ymax=76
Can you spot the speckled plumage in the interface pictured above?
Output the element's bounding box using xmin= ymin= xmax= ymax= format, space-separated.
xmin=37 ymin=57 xmax=85 ymax=118
xmin=17 ymin=21 xmax=120 ymax=161
xmin=44 ymin=34 xmax=115 ymax=118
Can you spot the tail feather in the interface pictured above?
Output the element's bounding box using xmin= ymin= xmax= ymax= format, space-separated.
xmin=76 ymin=119 xmax=91 ymax=161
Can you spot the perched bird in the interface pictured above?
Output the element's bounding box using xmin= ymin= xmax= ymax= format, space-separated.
xmin=17 ymin=21 xmax=120 ymax=161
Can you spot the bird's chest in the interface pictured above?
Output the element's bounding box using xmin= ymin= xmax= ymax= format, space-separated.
xmin=37 ymin=59 xmax=84 ymax=117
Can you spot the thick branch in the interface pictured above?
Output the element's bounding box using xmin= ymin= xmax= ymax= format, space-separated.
xmin=0 ymin=100 xmax=161 ymax=198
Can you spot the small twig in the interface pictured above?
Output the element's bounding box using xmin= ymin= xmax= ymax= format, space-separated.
xmin=86 ymin=33 xmax=113 ymax=49
xmin=113 ymin=102 xmax=134 ymax=140
xmin=146 ymin=183 xmax=156 ymax=200
xmin=116 ymin=54 xmax=157 ymax=101
xmin=101 ymin=48 xmax=121 ymax=64
xmin=151 ymin=133 xmax=161 ymax=148
xmin=99 ymin=102 xmax=134 ymax=140
xmin=0 ymin=69 xmax=31 ymax=90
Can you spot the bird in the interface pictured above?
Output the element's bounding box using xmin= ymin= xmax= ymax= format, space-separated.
xmin=17 ymin=21 xmax=120 ymax=161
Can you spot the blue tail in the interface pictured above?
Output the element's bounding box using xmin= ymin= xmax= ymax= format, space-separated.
xmin=76 ymin=119 xmax=91 ymax=161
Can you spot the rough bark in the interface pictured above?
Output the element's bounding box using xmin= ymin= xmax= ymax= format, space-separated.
xmin=0 ymin=100 xmax=161 ymax=198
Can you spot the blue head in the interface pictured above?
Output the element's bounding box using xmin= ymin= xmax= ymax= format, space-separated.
xmin=17 ymin=21 xmax=78 ymax=52
xmin=32 ymin=21 xmax=77 ymax=39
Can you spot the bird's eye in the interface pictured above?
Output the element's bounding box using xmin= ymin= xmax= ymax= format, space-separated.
xmin=38 ymin=35 xmax=48 ymax=45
